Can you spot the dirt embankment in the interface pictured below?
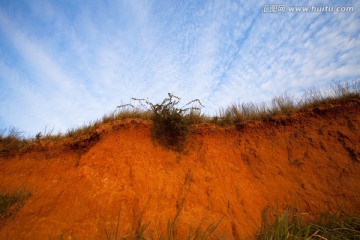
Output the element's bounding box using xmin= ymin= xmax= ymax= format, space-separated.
xmin=0 ymin=98 xmax=359 ymax=239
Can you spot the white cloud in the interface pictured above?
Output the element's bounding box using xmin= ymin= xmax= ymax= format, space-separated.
xmin=0 ymin=0 xmax=359 ymax=135
xmin=0 ymin=10 xmax=101 ymax=134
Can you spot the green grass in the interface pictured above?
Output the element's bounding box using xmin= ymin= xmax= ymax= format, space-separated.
xmin=104 ymin=217 xmax=223 ymax=240
xmin=258 ymin=211 xmax=360 ymax=240
xmin=0 ymin=190 xmax=31 ymax=223
xmin=54 ymin=212 xmax=360 ymax=239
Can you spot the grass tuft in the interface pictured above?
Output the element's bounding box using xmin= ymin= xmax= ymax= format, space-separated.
xmin=258 ymin=210 xmax=360 ymax=240
xmin=0 ymin=190 xmax=31 ymax=224
xmin=0 ymin=128 xmax=30 ymax=157
xmin=104 ymin=217 xmax=223 ymax=240
xmin=215 ymin=80 xmax=360 ymax=126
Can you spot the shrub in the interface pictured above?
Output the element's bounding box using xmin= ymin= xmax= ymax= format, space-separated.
xmin=119 ymin=93 xmax=203 ymax=150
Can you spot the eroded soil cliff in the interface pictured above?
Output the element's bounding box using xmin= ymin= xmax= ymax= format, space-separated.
xmin=0 ymin=98 xmax=359 ymax=239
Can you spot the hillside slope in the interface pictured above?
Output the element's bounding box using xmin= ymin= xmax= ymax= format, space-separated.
xmin=0 ymin=98 xmax=359 ymax=239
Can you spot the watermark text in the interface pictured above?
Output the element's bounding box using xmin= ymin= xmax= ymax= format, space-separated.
xmin=262 ymin=4 xmax=354 ymax=13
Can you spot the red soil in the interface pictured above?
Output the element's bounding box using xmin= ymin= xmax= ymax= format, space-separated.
xmin=0 ymin=98 xmax=360 ymax=239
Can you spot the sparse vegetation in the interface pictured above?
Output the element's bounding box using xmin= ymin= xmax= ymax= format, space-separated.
xmin=0 ymin=128 xmax=30 ymax=158
xmin=119 ymin=93 xmax=204 ymax=150
xmin=0 ymin=81 xmax=359 ymax=156
xmin=47 ymin=212 xmax=360 ymax=239
xmin=213 ymin=81 xmax=360 ymax=126
xmin=104 ymin=216 xmax=223 ymax=240
xmin=0 ymin=190 xmax=31 ymax=223
xmin=258 ymin=210 xmax=360 ymax=240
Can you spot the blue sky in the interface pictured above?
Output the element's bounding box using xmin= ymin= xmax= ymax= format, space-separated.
xmin=0 ymin=0 xmax=359 ymax=136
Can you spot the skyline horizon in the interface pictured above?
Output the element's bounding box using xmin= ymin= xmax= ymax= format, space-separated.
xmin=1 ymin=0 xmax=359 ymax=136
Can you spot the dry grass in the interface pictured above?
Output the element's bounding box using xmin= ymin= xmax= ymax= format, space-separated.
xmin=0 ymin=109 xmax=153 ymax=157
xmin=213 ymin=81 xmax=359 ymax=126
xmin=0 ymin=128 xmax=31 ymax=157
xmin=1 ymin=81 xmax=359 ymax=156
